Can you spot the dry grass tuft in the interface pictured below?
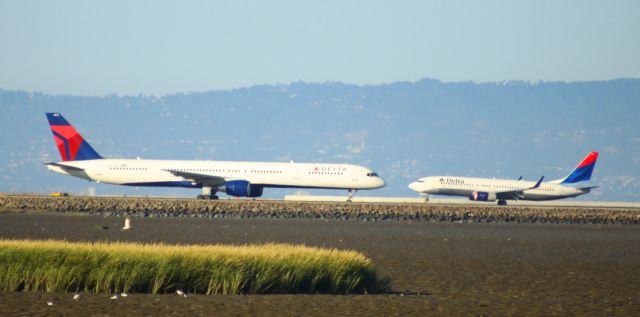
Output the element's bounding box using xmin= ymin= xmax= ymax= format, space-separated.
xmin=0 ymin=239 xmax=387 ymax=294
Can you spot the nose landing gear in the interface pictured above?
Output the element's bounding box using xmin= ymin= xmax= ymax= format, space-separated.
xmin=347 ymin=189 xmax=356 ymax=203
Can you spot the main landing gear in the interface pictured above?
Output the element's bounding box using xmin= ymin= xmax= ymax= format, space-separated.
xmin=347 ymin=189 xmax=356 ymax=203
xmin=197 ymin=195 xmax=218 ymax=200
xmin=497 ymin=199 xmax=507 ymax=206
xmin=197 ymin=186 xmax=219 ymax=200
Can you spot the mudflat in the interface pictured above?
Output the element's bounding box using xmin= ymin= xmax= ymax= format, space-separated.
xmin=1 ymin=212 xmax=639 ymax=316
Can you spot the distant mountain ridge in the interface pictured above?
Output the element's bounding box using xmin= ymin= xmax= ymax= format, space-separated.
xmin=1 ymin=78 xmax=639 ymax=200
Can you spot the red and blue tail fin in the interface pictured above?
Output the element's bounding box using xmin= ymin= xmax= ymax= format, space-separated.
xmin=551 ymin=152 xmax=598 ymax=184
xmin=46 ymin=113 xmax=102 ymax=161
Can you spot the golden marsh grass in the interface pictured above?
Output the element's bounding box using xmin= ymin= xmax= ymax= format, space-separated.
xmin=0 ymin=239 xmax=387 ymax=294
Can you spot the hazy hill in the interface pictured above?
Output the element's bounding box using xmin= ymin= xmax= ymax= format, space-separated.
xmin=1 ymin=79 xmax=639 ymax=200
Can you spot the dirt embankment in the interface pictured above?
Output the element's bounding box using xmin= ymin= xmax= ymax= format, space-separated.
xmin=1 ymin=195 xmax=638 ymax=224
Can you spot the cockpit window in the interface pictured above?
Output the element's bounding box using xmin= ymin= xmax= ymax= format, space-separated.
xmin=366 ymin=172 xmax=379 ymax=177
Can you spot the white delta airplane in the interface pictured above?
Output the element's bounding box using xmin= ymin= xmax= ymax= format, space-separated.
xmin=45 ymin=113 xmax=385 ymax=200
xmin=408 ymin=152 xmax=599 ymax=205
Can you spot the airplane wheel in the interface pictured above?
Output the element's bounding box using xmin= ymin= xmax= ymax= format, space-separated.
xmin=497 ymin=200 xmax=507 ymax=206
xmin=197 ymin=195 xmax=205 ymax=200
xmin=211 ymin=195 xmax=219 ymax=200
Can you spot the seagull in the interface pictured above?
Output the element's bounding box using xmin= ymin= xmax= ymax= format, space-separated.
xmin=176 ymin=290 xmax=184 ymax=295
xmin=73 ymin=294 xmax=80 ymax=300
xmin=120 ymin=292 xmax=128 ymax=297
xmin=46 ymin=301 xmax=54 ymax=306
xmin=110 ymin=295 xmax=118 ymax=300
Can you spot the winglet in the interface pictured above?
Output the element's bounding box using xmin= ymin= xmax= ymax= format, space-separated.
xmin=532 ymin=176 xmax=544 ymax=189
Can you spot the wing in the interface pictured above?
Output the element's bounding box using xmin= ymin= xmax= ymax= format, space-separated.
xmin=495 ymin=176 xmax=544 ymax=200
xmin=164 ymin=169 xmax=226 ymax=187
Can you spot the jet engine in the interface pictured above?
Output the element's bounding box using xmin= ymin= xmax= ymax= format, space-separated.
xmin=224 ymin=180 xmax=264 ymax=197
xmin=469 ymin=191 xmax=497 ymax=202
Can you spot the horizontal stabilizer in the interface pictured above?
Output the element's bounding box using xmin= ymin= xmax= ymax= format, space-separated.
xmin=577 ymin=186 xmax=599 ymax=193
xmin=45 ymin=162 xmax=85 ymax=172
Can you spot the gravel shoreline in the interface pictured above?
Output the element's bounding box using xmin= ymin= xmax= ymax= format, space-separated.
xmin=1 ymin=196 xmax=639 ymax=224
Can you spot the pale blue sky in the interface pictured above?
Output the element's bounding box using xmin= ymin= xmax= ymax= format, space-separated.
xmin=1 ymin=0 xmax=638 ymax=95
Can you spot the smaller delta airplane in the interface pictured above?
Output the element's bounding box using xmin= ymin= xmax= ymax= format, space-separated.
xmin=44 ymin=113 xmax=385 ymax=200
xmin=408 ymin=152 xmax=599 ymax=205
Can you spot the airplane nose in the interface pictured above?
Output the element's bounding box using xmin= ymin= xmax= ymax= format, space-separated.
xmin=408 ymin=182 xmax=420 ymax=192
xmin=376 ymin=177 xmax=386 ymax=188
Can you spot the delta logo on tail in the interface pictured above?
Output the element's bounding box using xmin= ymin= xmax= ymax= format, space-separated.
xmin=556 ymin=151 xmax=598 ymax=184
xmin=46 ymin=113 xmax=102 ymax=161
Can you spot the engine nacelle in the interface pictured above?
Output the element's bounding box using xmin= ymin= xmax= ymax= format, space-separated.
xmin=224 ymin=180 xmax=264 ymax=197
xmin=469 ymin=191 xmax=496 ymax=202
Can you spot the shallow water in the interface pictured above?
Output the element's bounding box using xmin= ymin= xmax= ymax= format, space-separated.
xmin=0 ymin=212 xmax=639 ymax=315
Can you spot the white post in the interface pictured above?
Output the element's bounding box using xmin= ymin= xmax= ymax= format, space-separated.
xmin=123 ymin=217 xmax=132 ymax=230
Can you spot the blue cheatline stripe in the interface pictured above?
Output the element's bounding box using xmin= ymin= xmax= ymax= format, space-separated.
xmin=123 ymin=181 xmax=201 ymax=188
xmin=561 ymin=164 xmax=595 ymax=184
xmin=46 ymin=113 xmax=70 ymax=126
xmin=51 ymin=130 xmax=71 ymax=161
xmin=121 ymin=182 xmax=356 ymax=191
xmin=261 ymin=184 xmax=360 ymax=190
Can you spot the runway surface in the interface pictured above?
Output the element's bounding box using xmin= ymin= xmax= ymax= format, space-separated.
xmin=1 ymin=212 xmax=639 ymax=315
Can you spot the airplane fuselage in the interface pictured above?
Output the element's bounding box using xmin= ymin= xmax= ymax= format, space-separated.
xmin=47 ymin=159 xmax=386 ymax=191
xmin=409 ymin=176 xmax=590 ymax=201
